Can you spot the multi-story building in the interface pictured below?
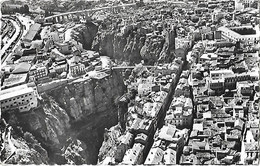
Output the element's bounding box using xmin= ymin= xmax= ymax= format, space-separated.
xmin=121 ymin=143 xmax=145 ymax=165
xmin=218 ymin=25 xmax=260 ymax=43
xmin=165 ymin=97 xmax=193 ymax=129
xmin=115 ymin=132 xmax=134 ymax=163
xmin=175 ymin=37 xmax=192 ymax=60
xmin=209 ymin=69 xmax=234 ymax=91
xmin=0 ymin=85 xmax=38 ymax=112
xmin=2 ymin=73 xmax=28 ymax=89
xmin=145 ymin=124 xmax=189 ymax=164
xmin=47 ymin=31 xmax=64 ymax=43
xmin=144 ymin=147 xmax=164 ymax=164
xmin=53 ymin=59 xmax=68 ymax=74
xmin=70 ymin=63 xmax=86 ymax=77
xmin=29 ymin=64 xmax=49 ymax=81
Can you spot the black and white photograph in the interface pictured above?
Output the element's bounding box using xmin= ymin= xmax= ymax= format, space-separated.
xmin=0 ymin=0 xmax=259 ymax=165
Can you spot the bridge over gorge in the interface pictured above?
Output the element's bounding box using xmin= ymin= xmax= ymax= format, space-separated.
xmin=44 ymin=3 xmax=136 ymax=23
xmin=111 ymin=66 xmax=156 ymax=70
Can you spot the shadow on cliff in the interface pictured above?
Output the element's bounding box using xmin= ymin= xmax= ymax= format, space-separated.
xmin=3 ymin=71 xmax=126 ymax=164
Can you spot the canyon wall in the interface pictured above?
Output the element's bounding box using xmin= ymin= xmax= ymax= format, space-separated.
xmin=71 ymin=22 xmax=99 ymax=50
xmin=71 ymin=21 xmax=176 ymax=65
xmin=2 ymin=20 xmax=177 ymax=164
xmin=4 ymin=71 xmax=126 ymax=164
xmin=91 ymin=28 xmax=176 ymax=65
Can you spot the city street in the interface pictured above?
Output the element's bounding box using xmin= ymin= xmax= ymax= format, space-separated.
xmin=0 ymin=18 xmax=21 ymax=65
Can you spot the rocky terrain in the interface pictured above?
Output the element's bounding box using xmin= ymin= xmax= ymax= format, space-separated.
xmin=70 ymin=19 xmax=176 ymax=65
xmin=2 ymin=71 xmax=126 ymax=164
xmin=1 ymin=3 xmax=180 ymax=165
xmin=0 ymin=124 xmax=49 ymax=164
xmin=91 ymin=26 xmax=176 ymax=65
xmin=72 ymin=22 xmax=99 ymax=50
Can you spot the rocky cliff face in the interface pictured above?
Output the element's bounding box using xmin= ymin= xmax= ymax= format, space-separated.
xmin=98 ymin=124 xmax=123 ymax=163
xmin=92 ymin=29 xmax=145 ymax=64
xmin=4 ymin=71 xmax=126 ymax=164
xmin=71 ymin=22 xmax=99 ymax=50
xmin=0 ymin=125 xmax=49 ymax=165
xmin=91 ymin=27 xmax=176 ymax=65
xmin=69 ymin=21 xmax=176 ymax=65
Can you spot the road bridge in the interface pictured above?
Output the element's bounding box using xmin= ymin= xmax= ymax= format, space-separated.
xmin=44 ymin=3 xmax=136 ymax=23
xmin=111 ymin=66 xmax=156 ymax=70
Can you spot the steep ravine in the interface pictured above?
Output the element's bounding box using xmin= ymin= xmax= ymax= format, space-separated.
xmin=71 ymin=22 xmax=176 ymax=65
xmin=91 ymin=28 xmax=176 ymax=65
xmin=4 ymin=71 xmax=126 ymax=164
xmin=2 ymin=19 xmax=177 ymax=164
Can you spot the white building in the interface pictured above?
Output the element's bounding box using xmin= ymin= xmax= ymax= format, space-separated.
xmin=209 ymin=69 xmax=234 ymax=90
xmin=47 ymin=31 xmax=64 ymax=42
xmin=210 ymin=70 xmax=234 ymax=80
xmin=234 ymin=0 xmax=244 ymax=10
xmin=0 ymin=85 xmax=38 ymax=112
xmin=144 ymin=147 xmax=164 ymax=164
xmin=218 ymin=25 xmax=260 ymax=43
xmin=29 ymin=64 xmax=49 ymax=81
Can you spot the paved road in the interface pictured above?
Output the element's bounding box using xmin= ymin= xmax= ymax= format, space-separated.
xmin=0 ymin=18 xmax=20 ymax=65
xmin=1 ymin=15 xmax=34 ymax=67
xmin=45 ymin=3 xmax=136 ymax=20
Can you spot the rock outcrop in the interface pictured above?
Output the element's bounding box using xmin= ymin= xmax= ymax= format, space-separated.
xmin=71 ymin=22 xmax=99 ymax=50
xmin=92 ymin=27 xmax=175 ymax=65
xmin=69 ymin=21 xmax=176 ymax=65
xmin=3 ymin=71 xmax=126 ymax=164
xmin=0 ymin=128 xmax=49 ymax=165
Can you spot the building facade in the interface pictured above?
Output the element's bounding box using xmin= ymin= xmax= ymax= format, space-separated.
xmin=0 ymin=85 xmax=38 ymax=112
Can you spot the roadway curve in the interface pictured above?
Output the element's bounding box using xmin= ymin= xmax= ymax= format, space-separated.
xmin=45 ymin=3 xmax=136 ymax=21
xmin=0 ymin=16 xmax=23 ymax=66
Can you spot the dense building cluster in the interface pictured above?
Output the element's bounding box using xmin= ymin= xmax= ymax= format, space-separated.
xmin=185 ymin=38 xmax=259 ymax=164
xmin=0 ymin=0 xmax=259 ymax=165
xmin=103 ymin=58 xmax=184 ymax=165
xmin=99 ymin=0 xmax=259 ymax=165
xmin=0 ymin=18 xmax=112 ymax=113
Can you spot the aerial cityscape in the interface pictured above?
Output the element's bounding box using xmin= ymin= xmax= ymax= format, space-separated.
xmin=0 ymin=0 xmax=259 ymax=165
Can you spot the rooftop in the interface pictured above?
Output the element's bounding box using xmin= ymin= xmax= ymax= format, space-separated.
xmin=145 ymin=147 xmax=164 ymax=164
xmin=3 ymin=73 xmax=28 ymax=88
xmin=163 ymin=148 xmax=176 ymax=164
xmin=23 ymin=23 xmax=41 ymax=42
xmin=12 ymin=62 xmax=31 ymax=74
xmin=230 ymin=27 xmax=256 ymax=35
xmin=0 ymin=86 xmax=35 ymax=101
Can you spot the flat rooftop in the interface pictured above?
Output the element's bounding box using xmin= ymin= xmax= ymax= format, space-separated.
xmin=0 ymin=85 xmax=34 ymax=101
xmin=23 ymin=23 xmax=41 ymax=42
xmin=230 ymin=27 xmax=256 ymax=35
